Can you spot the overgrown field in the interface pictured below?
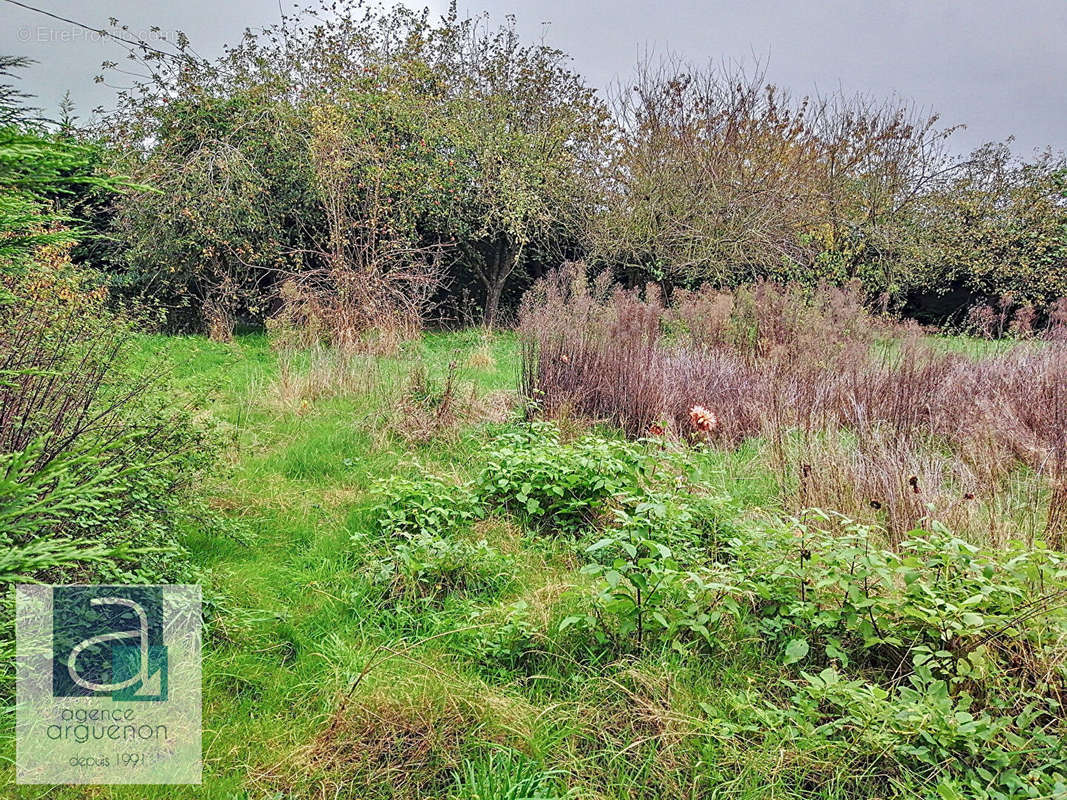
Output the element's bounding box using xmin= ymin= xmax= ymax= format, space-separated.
xmin=3 ymin=2 xmax=1066 ymax=796
xmin=5 ymin=321 xmax=1066 ymax=800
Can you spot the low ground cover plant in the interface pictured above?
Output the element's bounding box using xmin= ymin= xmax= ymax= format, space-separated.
xmin=477 ymin=422 xmax=652 ymax=534
xmin=758 ymin=665 xmax=1067 ymax=799
xmin=371 ymin=473 xmax=483 ymax=540
xmin=369 ymin=531 xmax=514 ymax=606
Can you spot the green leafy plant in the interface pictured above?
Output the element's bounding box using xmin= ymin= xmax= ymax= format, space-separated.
xmin=478 ymin=423 xmax=648 ymax=534
xmin=560 ymin=490 xmax=740 ymax=653
xmin=760 ymin=665 xmax=1067 ymax=799
xmin=727 ymin=510 xmax=1067 ymax=679
xmin=371 ymin=473 xmax=482 ymax=539
xmin=369 ymin=532 xmax=513 ymax=605
xmin=462 ymin=599 xmax=545 ymax=676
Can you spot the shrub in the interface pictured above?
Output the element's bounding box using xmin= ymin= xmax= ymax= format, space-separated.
xmin=609 ymin=489 xmax=736 ymax=563
xmin=555 ymin=487 xmax=739 ymax=653
xmin=0 ymin=264 xmax=216 ymax=699
xmin=370 ymin=474 xmax=482 ymax=540
xmin=478 ymin=423 xmax=649 ymax=534
xmin=565 ymin=526 xmax=739 ymax=656
xmin=267 ymin=261 xmax=439 ymax=354
xmin=554 ymin=484 xmax=1067 ymax=681
xmin=0 ymin=286 xmax=213 ymax=585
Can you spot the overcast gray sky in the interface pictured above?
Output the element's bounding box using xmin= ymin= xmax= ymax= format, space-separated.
xmin=2 ymin=0 xmax=1064 ymax=155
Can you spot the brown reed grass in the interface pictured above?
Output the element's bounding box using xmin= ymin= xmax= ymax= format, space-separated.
xmin=520 ymin=266 xmax=1067 ymax=546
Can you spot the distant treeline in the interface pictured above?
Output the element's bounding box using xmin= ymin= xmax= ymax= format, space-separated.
xmin=18 ymin=2 xmax=1067 ymax=336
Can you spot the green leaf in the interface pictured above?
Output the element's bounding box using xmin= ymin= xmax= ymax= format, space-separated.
xmin=558 ymin=615 xmax=582 ymax=632
xmin=783 ymin=638 xmax=809 ymax=665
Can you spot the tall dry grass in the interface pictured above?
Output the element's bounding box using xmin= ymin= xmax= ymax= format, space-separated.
xmin=520 ymin=267 xmax=1067 ymax=546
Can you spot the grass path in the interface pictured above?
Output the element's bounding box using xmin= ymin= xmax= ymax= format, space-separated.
xmin=183 ymin=331 xmax=523 ymax=800
xmin=8 ymin=331 xmax=524 ymax=799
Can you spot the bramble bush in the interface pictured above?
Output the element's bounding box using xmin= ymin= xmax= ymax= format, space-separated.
xmin=370 ymin=428 xmax=1067 ymax=684
xmin=559 ymin=496 xmax=1067 ymax=795
xmin=372 ymin=424 xmax=743 ymax=655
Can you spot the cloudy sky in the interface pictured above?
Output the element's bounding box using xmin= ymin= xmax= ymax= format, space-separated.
xmin=1 ymin=0 xmax=1064 ymax=155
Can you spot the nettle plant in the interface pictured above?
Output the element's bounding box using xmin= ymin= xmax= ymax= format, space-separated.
xmin=730 ymin=510 xmax=1067 ymax=677
xmin=477 ymin=422 xmax=652 ymax=534
xmin=561 ymin=490 xmax=741 ymax=653
xmin=370 ymin=532 xmax=513 ymax=606
xmin=370 ymin=473 xmax=482 ymax=539
xmin=366 ymin=473 xmax=511 ymax=606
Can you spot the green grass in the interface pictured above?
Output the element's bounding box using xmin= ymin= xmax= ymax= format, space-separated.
xmin=4 ymin=330 xmax=544 ymax=799
xmin=186 ymin=330 xmax=757 ymax=800
xmin=5 ymin=330 xmax=1063 ymax=799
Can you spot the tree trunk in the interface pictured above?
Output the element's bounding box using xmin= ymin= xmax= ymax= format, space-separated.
xmin=480 ymin=237 xmax=519 ymax=328
xmin=485 ymin=278 xmax=505 ymax=328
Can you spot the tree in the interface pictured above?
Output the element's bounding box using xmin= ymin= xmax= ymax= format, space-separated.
xmin=810 ymin=92 xmax=957 ymax=304
xmin=910 ymin=142 xmax=1067 ymax=317
xmin=593 ymin=58 xmax=957 ymax=307
xmin=0 ymin=57 xmax=128 ymax=287
xmin=101 ymin=2 xmax=606 ymax=333
xmin=430 ymin=12 xmax=609 ymax=325
xmin=594 ymin=60 xmax=825 ymax=288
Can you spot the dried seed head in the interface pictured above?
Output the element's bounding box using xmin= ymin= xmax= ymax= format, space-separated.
xmin=688 ymin=405 xmax=717 ymax=433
